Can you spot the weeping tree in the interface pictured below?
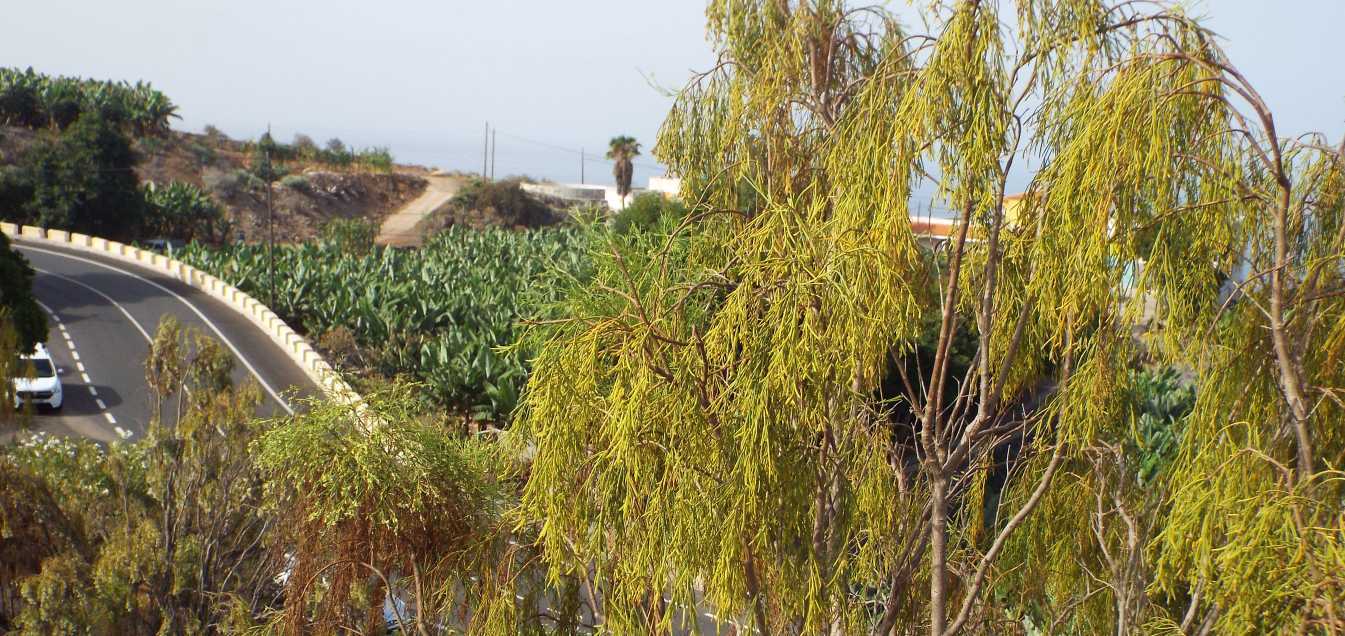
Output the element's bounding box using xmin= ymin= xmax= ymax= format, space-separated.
xmin=254 ymin=386 xmax=523 ymax=635
xmin=513 ymin=0 xmax=1343 ymax=634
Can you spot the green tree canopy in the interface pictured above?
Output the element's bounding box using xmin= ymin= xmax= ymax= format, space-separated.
xmin=0 ymin=232 xmax=47 ymax=353
xmin=10 ymin=112 xmax=144 ymax=239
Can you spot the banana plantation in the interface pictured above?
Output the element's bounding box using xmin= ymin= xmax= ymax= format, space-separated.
xmin=0 ymin=67 xmax=178 ymax=135
xmin=178 ymin=226 xmax=589 ymax=419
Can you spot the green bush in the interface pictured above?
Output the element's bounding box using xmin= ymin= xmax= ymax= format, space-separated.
xmin=0 ymin=232 xmax=48 ymax=352
xmin=355 ymin=147 xmax=393 ymax=172
xmin=279 ymin=174 xmax=310 ymax=193
xmin=318 ymin=218 xmax=376 ymax=256
xmin=291 ymin=133 xmax=317 ymax=159
xmin=187 ymin=141 xmax=216 ymax=166
xmin=142 ymin=181 xmax=222 ymax=242
xmin=204 ymin=169 xmax=262 ymax=199
xmin=442 ymin=177 xmax=560 ymax=229
xmin=1130 ymin=366 xmax=1196 ymax=484
xmin=320 ymin=138 xmax=352 ymax=167
xmin=611 ymin=192 xmax=687 ymax=234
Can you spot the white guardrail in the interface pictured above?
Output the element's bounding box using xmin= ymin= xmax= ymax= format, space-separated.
xmin=1 ymin=222 xmax=362 ymax=411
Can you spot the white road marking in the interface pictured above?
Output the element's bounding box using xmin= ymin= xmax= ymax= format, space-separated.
xmin=25 ymin=247 xmax=294 ymax=414
xmin=35 ymin=269 xmax=153 ymax=341
xmin=37 ymin=300 xmax=119 ymax=428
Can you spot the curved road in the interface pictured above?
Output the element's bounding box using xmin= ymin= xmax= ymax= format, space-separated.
xmin=12 ymin=239 xmax=318 ymax=442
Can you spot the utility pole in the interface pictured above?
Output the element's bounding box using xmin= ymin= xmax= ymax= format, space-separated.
xmin=266 ymin=123 xmax=275 ymax=311
xmin=482 ymin=121 xmax=489 ymax=178
xmin=490 ymin=129 xmax=497 ymax=180
xmin=581 ymin=147 xmax=585 ymax=184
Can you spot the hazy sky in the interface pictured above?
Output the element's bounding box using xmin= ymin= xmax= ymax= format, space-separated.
xmin=4 ymin=1 xmax=1341 ymax=188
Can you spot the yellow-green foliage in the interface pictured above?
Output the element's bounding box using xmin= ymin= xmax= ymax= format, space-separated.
xmin=253 ymin=386 xmax=527 ymax=635
xmin=513 ymin=1 xmax=1345 ymax=635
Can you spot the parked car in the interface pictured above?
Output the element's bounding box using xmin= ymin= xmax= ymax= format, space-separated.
xmin=12 ymin=343 xmax=62 ymax=412
xmin=144 ymin=238 xmax=187 ymax=256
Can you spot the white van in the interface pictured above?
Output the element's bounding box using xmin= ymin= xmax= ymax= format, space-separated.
xmin=13 ymin=343 xmax=63 ymax=411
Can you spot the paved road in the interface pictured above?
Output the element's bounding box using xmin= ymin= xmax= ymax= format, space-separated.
xmin=375 ymin=174 xmax=464 ymax=247
xmin=11 ymin=239 xmax=318 ymax=442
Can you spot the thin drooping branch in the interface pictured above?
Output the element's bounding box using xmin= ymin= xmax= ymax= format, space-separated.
xmin=943 ymin=441 xmax=1065 ymax=636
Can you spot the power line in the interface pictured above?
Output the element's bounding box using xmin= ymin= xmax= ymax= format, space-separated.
xmin=492 ymin=129 xmax=664 ymax=172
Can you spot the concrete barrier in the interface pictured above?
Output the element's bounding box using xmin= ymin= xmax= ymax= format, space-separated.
xmin=1 ymin=223 xmax=366 ymax=412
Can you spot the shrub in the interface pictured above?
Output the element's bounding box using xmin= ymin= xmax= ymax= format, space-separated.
xmin=320 ymin=138 xmax=352 ymax=167
xmin=279 ymin=174 xmax=310 ymax=193
xmin=142 ymin=181 xmax=223 ymax=242
xmin=441 ymin=177 xmax=560 ymax=229
xmin=188 ymin=141 xmax=216 ymax=166
xmin=249 ymin=133 xmax=287 ymax=183
xmin=1131 ymin=367 xmax=1196 ymax=483
xmin=0 ymin=232 xmax=48 ymax=352
xmin=291 ymin=133 xmax=317 ymax=159
xmin=318 ymin=218 xmax=376 ymax=256
xmin=0 ymin=166 xmax=34 ymax=217
xmin=136 ymin=134 xmax=166 ymax=155
xmin=611 ymin=192 xmax=687 ymax=234
xmin=202 ymin=124 xmax=226 ymax=141
xmin=205 ymin=169 xmax=263 ymax=199
xmin=355 ymin=146 xmax=393 ymax=172
xmin=317 ymin=326 xmax=362 ymax=368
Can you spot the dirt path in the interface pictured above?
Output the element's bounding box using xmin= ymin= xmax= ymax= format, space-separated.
xmin=375 ymin=174 xmax=465 ymax=247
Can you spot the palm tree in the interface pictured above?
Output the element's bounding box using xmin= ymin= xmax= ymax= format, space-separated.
xmin=606 ymin=136 xmax=641 ymax=205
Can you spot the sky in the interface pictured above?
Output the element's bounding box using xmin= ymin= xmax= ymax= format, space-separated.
xmin=3 ymin=1 xmax=1342 ymax=189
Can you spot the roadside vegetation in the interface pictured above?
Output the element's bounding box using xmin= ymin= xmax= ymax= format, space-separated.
xmin=2 ymin=0 xmax=1344 ymax=634
xmin=0 ymin=233 xmax=48 ymax=353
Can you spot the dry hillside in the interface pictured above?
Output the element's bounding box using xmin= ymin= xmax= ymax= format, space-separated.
xmin=0 ymin=125 xmax=428 ymax=243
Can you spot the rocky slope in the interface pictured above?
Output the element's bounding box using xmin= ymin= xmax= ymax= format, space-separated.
xmin=0 ymin=125 xmax=428 ymax=243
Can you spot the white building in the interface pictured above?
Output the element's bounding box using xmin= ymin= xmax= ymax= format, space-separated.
xmin=521 ymin=176 xmax=682 ymax=212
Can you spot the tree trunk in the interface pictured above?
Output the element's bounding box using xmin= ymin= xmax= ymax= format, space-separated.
xmin=930 ymin=475 xmax=948 ymax=636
